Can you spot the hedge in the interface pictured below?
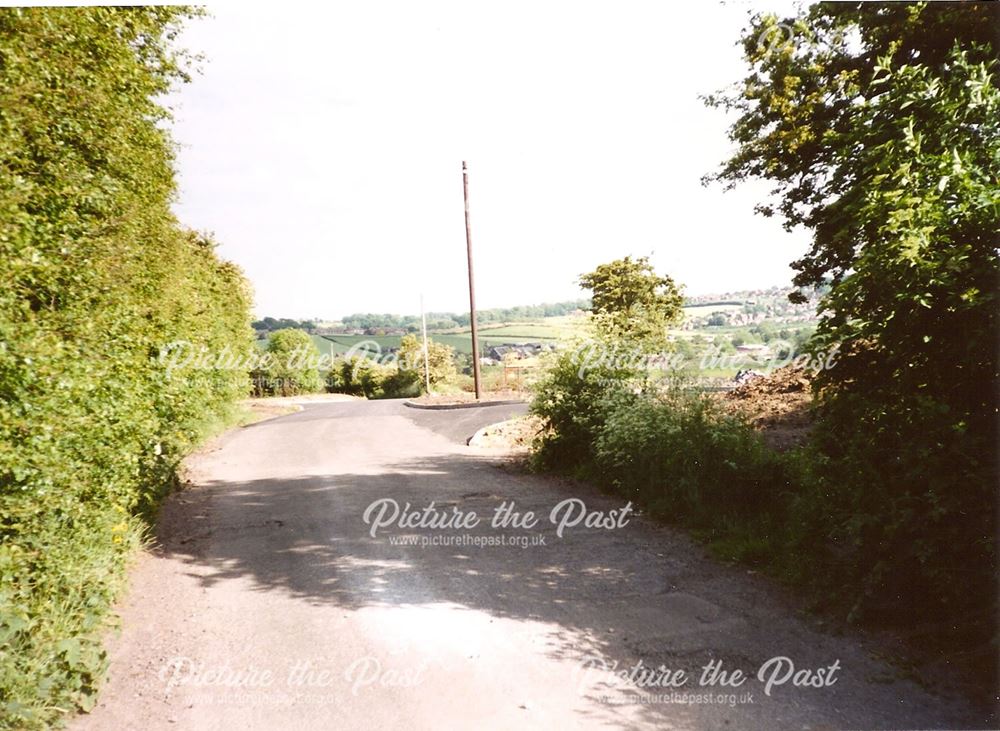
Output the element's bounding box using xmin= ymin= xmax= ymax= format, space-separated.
xmin=0 ymin=8 xmax=253 ymax=727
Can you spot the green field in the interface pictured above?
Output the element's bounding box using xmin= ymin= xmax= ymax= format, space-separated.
xmin=251 ymin=318 xmax=590 ymax=357
xmin=475 ymin=316 xmax=589 ymax=339
xmin=314 ymin=331 xmax=562 ymax=355
xmin=255 ymin=307 xmax=815 ymax=358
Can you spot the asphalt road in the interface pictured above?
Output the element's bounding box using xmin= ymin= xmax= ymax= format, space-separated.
xmin=73 ymin=399 xmax=984 ymax=730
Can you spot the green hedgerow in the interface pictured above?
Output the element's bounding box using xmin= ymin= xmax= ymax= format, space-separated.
xmin=0 ymin=8 xmax=253 ymax=728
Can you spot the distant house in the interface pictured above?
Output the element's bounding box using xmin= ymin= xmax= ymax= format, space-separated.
xmin=488 ymin=345 xmax=515 ymax=360
xmin=486 ymin=342 xmax=549 ymax=361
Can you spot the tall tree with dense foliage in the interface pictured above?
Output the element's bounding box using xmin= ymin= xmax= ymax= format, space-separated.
xmin=532 ymin=257 xmax=683 ymax=470
xmin=0 ymin=8 xmax=253 ymax=727
xmin=396 ymin=334 xmax=457 ymax=390
xmin=706 ymin=3 xmax=998 ymax=645
xmin=260 ymin=328 xmax=323 ymax=396
xmin=578 ymin=256 xmax=684 ymax=349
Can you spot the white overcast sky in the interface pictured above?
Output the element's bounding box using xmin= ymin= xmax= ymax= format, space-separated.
xmin=168 ymin=1 xmax=807 ymax=319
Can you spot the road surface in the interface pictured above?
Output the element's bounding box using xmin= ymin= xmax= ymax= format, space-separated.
xmin=73 ymin=399 xmax=984 ymax=730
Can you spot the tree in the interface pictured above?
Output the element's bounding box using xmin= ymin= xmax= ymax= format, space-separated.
xmin=395 ymin=334 xmax=457 ymax=391
xmin=706 ymin=3 xmax=998 ymax=635
xmin=706 ymin=3 xmax=997 ymax=290
xmin=327 ymin=355 xmax=400 ymax=399
xmin=261 ymin=329 xmax=322 ymax=395
xmin=578 ymin=256 xmax=683 ymax=349
xmin=705 ymin=5 xmax=998 ymax=399
xmin=252 ymin=317 xmax=316 ymax=333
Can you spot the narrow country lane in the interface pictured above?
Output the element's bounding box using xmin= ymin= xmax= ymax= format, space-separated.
xmin=73 ymin=400 xmax=980 ymax=730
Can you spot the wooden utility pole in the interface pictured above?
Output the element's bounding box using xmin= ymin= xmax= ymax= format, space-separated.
xmin=462 ymin=161 xmax=482 ymax=400
xmin=420 ymin=294 xmax=431 ymax=394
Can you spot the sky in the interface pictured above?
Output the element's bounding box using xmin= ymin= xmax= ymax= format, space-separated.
xmin=169 ymin=1 xmax=807 ymax=319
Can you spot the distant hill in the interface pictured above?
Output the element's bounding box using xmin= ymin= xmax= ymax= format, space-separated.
xmin=253 ymin=287 xmax=829 ymax=339
xmin=253 ymin=299 xmax=592 ymax=338
xmin=252 ymin=316 xmax=318 ymax=333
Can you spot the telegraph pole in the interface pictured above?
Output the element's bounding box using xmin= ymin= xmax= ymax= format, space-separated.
xmin=462 ymin=161 xmax=482 ymax=400
xmin=420 ymin=294 xmax=431 ymax=394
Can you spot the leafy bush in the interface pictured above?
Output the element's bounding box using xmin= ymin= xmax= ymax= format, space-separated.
xmin=395 ymin=334 xmax=457 ymax=390
xmin=531 ymin=347 xmax=794 ymax=556
xmin=792 ymin=390 xmax=996 ymax=627
xmin=251 ymin=328 xmax=323 ymax=396
xmin=327 ymin=356 xmax=421 ymax=400
xmin=326 ymin=335 xmax=458 ymax=400
xmin=529 ymin=344 xmax=636 ymax=473
xmin=0 ymin=8 xmax=253 ymax=728
xmin=532 ymin=343 xmax=995 ymax=688
xmin=592 ymin=391 xmax=789 ymax=527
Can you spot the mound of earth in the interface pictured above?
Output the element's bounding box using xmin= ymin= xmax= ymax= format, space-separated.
xmin=468 ymin=414 xmax=544 ymax=451
xmin=722 ymin=366 xmax=814 ymax=451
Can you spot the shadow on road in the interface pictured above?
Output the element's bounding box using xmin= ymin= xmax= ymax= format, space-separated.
xmin=146 ymin=442 xmax=987 ymax=730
